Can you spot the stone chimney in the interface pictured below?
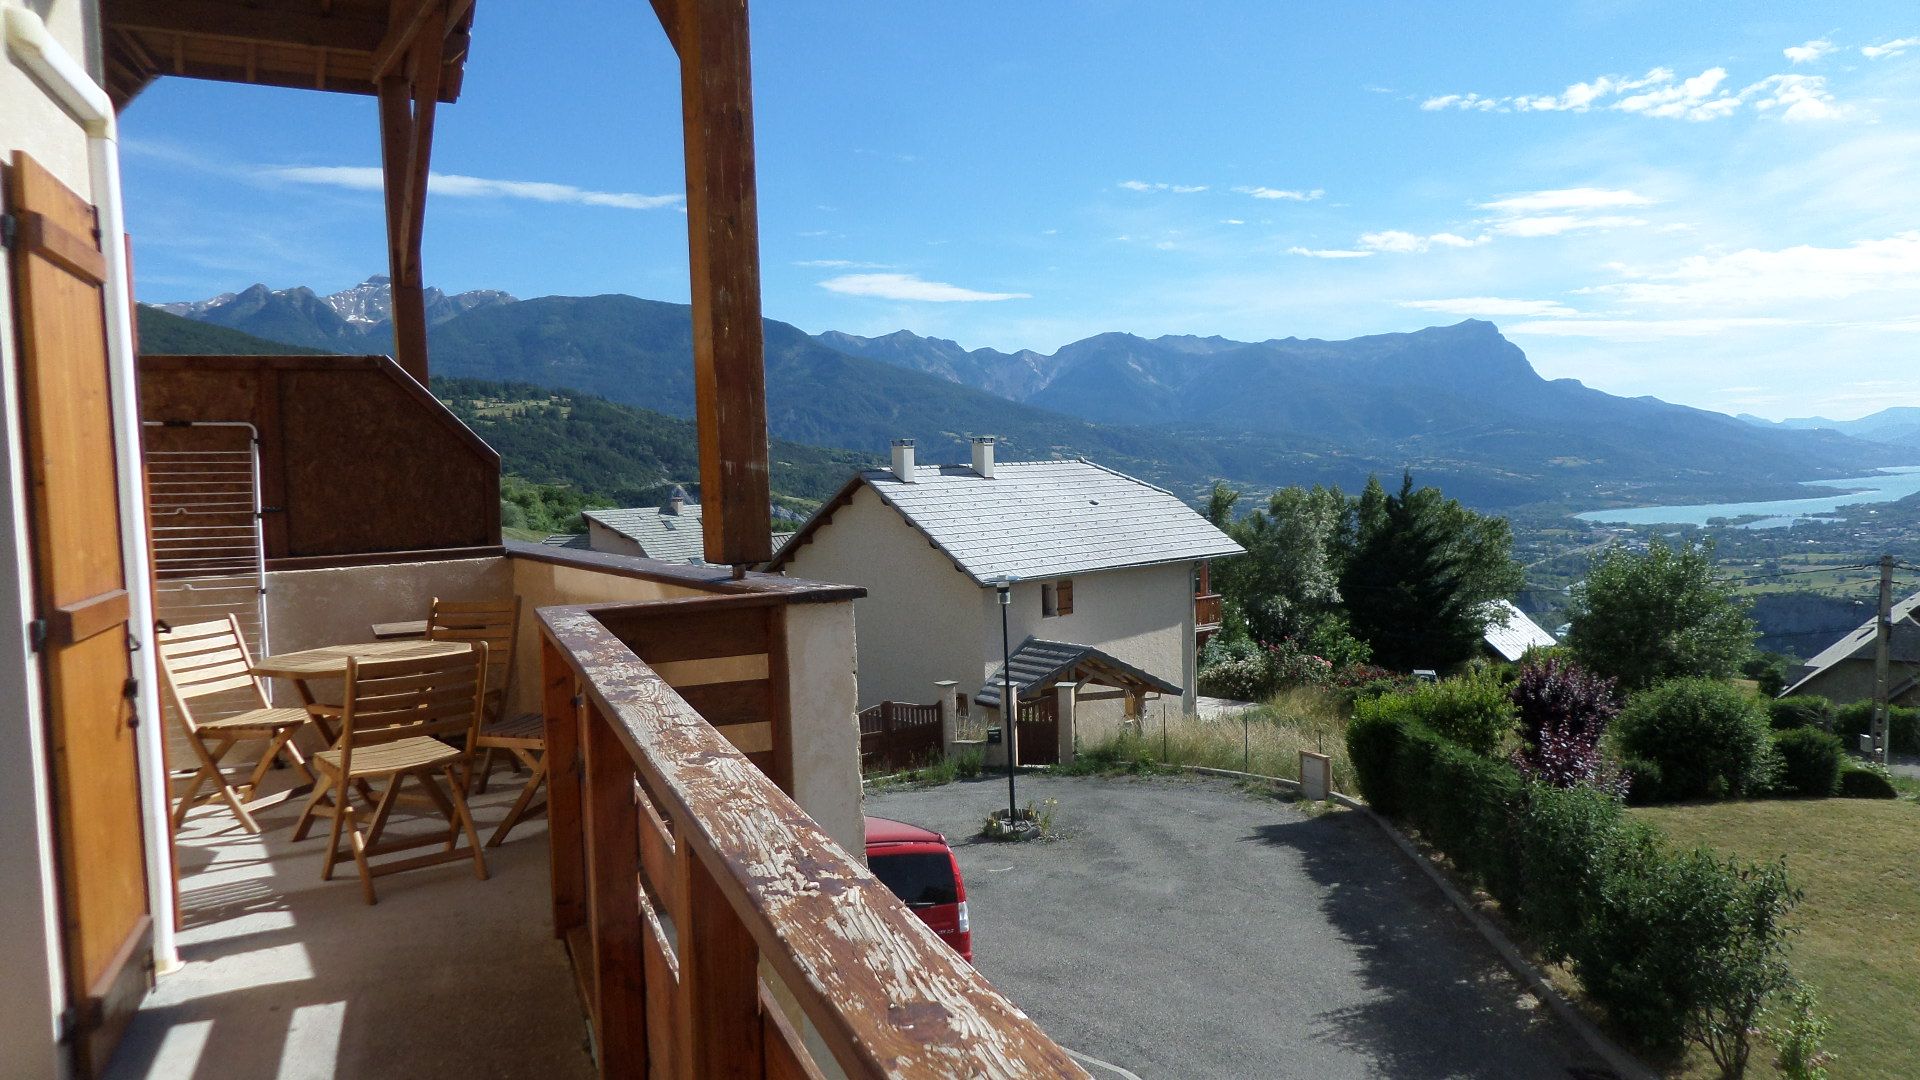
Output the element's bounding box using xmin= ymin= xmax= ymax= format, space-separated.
xmin=890 ymin=438 xmax=916 ymax=483
xmin=970 ymin=435 xmax=996 ymax=478
xmin=662 ymin=484 xmax=688 ymax=515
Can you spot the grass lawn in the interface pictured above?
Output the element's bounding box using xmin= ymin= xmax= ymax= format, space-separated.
xmin=1633 ymin=798 xmax=1920 ymax=1080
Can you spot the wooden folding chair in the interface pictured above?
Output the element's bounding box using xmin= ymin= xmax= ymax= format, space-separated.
xmin=291 ymin=644 xmax=490 ymax=904
xmin=156 ymin=616 xmax=313 ymax=834
xmin=428 ymin=596 xmax=549 ymax=845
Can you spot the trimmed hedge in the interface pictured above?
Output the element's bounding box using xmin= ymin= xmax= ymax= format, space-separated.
xmin=1352 ymin=673 xmax=1518 ymax=758
xmin=1612 ymin=680 xmax=1777 ymax=802
xmin=1349 ymin=710 xmax=1801 ymax=1057
xmin=1834 ymin=701 xmax=1920 ymax=755
xmin=1767 ymin=695 xmax=1834 ymax=731
xmin=1838 ymin=764 xmax=1898 ymax=799
xmin=1771 ymin=728 xmax=1843 ymax=797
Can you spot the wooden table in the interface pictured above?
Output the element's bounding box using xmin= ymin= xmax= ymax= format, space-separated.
xmin=253 ymin=639 xmax=472 ymax=734
xmin=369 ymin=619 xmax=429 ymax=640
xmin=252 ymin=639 xmax=474 ymax=811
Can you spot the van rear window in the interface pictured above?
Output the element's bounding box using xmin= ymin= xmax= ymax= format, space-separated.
xmin=869 ymin=853 xmax=957 ymax=907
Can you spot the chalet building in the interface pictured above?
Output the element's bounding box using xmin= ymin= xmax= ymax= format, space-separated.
xmin=583 ymin=485 xmax=796 ymax=564
xmin=1782 ymin=590 xmax=1920 ymax=706
xmin=770 ymin=437 xmax=1242 ymax=761
xmin=1481 ymin=600 xmax=1557 ymax=663
xmin=0 ymin=3 xmax=1076 ymax=1077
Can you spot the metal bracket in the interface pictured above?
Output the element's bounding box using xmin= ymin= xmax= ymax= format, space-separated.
xmin=27 ymin=618 xmax=48 ymax=653
xmin=0 ymin=211 xmax=16 ymax=249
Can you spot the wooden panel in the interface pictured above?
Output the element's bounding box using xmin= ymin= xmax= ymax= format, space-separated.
xmin=137 ymin=355 xmax=499 ymax=561
xmin=597 ymin=605 xmax=768 ymax=665
xmin=681 ymin=844 xmax=761 ymax=1077
xmin=582 ymin=701 xmax=647 ymax=1075
xmin=543 ymin=643 xmax=587 ymax=938
xmin=670 ymin=679 xmax=767 ymax=729
xmin=8 ymin=152 xmax=152 ymax=1078
xmin=670 ymin=0 xmax=772 ymax=567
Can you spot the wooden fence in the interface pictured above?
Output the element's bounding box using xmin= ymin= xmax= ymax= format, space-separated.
xmin=858 ymin=699 xmax=943 ymax=773
xmin=540 ymin=603 xmax=1083 ymax=1078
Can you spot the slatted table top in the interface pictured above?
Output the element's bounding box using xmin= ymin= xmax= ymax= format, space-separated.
xmin=252 ymin=639 xmax=471 ymax=678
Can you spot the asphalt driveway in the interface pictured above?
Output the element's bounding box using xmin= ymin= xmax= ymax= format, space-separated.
xmin=867 ymin=773 xmax=1607 ymax=1080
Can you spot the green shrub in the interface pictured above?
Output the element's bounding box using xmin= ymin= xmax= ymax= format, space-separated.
xmin=1353 ymin=672 xmax=1518 ymax=758
xmin=1197 ymin=656 xmax=1273 ymax=701
xmin=1833 ymin=701 xmax=1920 ymax=755
xmin=1620 ymin=756 xmax=1666 ymax=805
xmin=1763 ymin=985 xmax=1835 ymax=1080
xmin=1351 ymin=709 xmax=1805 ymax=1072
xmin=952 ymin=747 xmax=986 ymax=780
xmin=1837 ymin=763 xmax=1898 ymax=799
xmin=1574 ymin=850 xmax=1799 ymax=1066
xmin=1771 ymin=728 xmax=1842 ymax=797
xmin=1768 ymin=696 xmax=1834 ymax=731
xmin=1612 ymin=680 xmax=1777 ymax=802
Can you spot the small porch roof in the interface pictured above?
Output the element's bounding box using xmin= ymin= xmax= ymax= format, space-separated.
xmin=975 ymin=637 xmax=1181 ymax=709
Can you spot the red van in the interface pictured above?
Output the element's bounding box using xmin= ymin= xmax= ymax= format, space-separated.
xmin=864 ymin=816 xmax=972 ymax=963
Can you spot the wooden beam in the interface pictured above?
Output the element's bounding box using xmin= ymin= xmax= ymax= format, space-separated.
xmin=105 ymin=0 xmax=386 ymax=53
xmin=647 ymin=0 xmax=682 ymax=56
xmin=672 ymin=0 xmax=773 ymax=567
xmin=372 ymin=0 xmax=474 ymax=77
xmin=373 ymin=4 xmax=444 ymax=386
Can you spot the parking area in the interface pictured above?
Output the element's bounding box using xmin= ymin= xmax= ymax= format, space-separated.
xmin=867 ymin=773 xmax=1607 ymax=1080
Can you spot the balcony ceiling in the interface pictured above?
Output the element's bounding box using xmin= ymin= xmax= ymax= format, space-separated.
xmin=101 ymin=0 xmax=475 ymax=109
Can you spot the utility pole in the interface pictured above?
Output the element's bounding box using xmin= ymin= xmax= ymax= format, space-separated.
xmin=1872 ymin=554 xmax=1894 ymax=766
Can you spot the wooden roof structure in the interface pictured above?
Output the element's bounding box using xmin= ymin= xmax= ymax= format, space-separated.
xmin=975 ymin=637 xmax=1183 ymax=709
xmin=102 ymin=0 xmax=475 ymax=108
xmin=103 ymin=0 xmax=776 ymax=568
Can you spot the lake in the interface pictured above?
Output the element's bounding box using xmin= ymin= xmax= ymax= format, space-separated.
xmin=1574 ymin=466 xmax=1920 ymax=529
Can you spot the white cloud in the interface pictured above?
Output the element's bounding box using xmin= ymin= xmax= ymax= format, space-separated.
xmin=1359 ymin=230 xmax=1485 ymax=253
xmin=1506 ymin=317 xmax=1798 ymax=340
xmin=1236 ymin=186 xmax=1324 ymax=201
xmin=262 ymin=165 xmax=683 ymax=209
xmin=1118 ymin=180 xmax=1208 ymax=193
xmin=1489 ymin=214 xmax=1648 ymax=237
xmin=1221 ymin=218 xmax=1246 ymax=226
xmin=1784 ymin=38 xmax=1836 ymax=64
xmin=1745 ymin=74 xmax=1847 ymax=122
xmin=1479 ymin=187 xmax=1655 ymax=213
xmin=1419 ymin=64 xmax=1849 ymax=123
xmin=817 ymin=272 xmax=1030 ymax=302
xmin=1287 ymin=246 xmax=1373 ymax=259
xmin=1584 ymin=232 xmax=1920 ymax=308
xmin=1861 ymin=36 xmax=1920 ymax=59
xmin=1402 ymin=297 xmax=1580 ymax=317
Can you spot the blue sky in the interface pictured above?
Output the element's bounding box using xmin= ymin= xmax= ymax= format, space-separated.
xmin=121 ymin=1 xmax=1919 ymax=421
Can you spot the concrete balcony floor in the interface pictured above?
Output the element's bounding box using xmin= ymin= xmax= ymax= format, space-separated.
xmin=106 ymin=766 xmax=594 ymax=1080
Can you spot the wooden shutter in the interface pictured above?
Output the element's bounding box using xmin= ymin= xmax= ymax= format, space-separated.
xmin=1056 ymin=579 xmax=1073 ymax=616
xmin=6 ymin=151 xmax=152 ymax=1077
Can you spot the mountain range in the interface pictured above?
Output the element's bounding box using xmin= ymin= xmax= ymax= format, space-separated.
xmin=1738 ymin=407 xmax=1920 ymax=450
xmin=141 ymin=277 xmax=1914 ymax=510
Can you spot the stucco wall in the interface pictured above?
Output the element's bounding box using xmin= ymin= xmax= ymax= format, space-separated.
xmin=782 ymin=484 xmax=984 ymax=708
xmin=1798 ymin=660 xmax=1920 ymax=707
xmin=584 ymin=519 xmax=645 ymax=557
xmin=505 ymin=556 xmax=701 ymax=717
xmin=982 ymin=561 xmax=1198 ymax=712
xmin=783 ymin=601 xmax=865 ymax=854
xmin=0 ymin=6 xmax=108 ymax=1075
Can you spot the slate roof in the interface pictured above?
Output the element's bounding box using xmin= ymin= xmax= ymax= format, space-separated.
xmin=772 ymin=459 xmax=1243 ymax=585
xmin=585 ymin=504 xmax=707 ymax=565
xmin=975 ymin=637 xmax=1184 ymax=708
xmin=1783 ymin=590 xmax=1920 ymax=696
xmin=1482 ymin=600 xmax=1556 ymax=662
xmin=540 ymin=533 xmax=591 ymax=550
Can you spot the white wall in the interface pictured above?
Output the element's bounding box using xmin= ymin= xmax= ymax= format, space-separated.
xmin=982 ymin=561 xmax=1198 ymax=711
xmin=782 ymin=485 xmax=982 ymax=708
xmin=0 ymin=5 xmax=108 ymax=1075
xmin=584 ymin=519 xmax=644 ymax=557
xmin=783 ymin=601 xmax=864 ymax=854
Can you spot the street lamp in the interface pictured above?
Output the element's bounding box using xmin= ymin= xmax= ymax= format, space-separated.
xmin=998 ymin=577 xmax=1019 ymax=823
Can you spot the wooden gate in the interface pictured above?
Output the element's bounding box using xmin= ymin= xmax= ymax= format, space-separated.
xmin=7 ymin=152 xmax=152 ymax=1076
xmin=1017 ymin=696 xmax=1060 ymax=767
xmin=858 ymin=700 xmax=942 ymax=773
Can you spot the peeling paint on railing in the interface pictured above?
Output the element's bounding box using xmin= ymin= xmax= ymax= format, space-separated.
xmin=542 ymin=603 xmax=1087 ymax=1079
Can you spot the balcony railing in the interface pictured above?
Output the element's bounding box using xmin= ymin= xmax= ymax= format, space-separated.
xmin=540 ymin=600 xmax=1086 ymax=1078
xmin=1195 ymin=592 xmax=1224 ymax=629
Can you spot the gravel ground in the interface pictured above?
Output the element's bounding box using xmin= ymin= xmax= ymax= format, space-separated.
xmin=867 ymin=773 xmax=1608 ymax=1080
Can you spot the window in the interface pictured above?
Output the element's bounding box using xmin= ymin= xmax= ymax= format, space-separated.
xmin=1041 ymin=579 xmax=1074 ymax=618
xmin=869 ymin=853 xmax=957 ymax=907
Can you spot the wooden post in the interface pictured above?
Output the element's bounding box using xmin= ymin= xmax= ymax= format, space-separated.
xmin=1873 ymin=554 xmax=1894 ymax=766
xmin=681 ymin=845 xmax=762 ymax=1077
xmin=542 ymin=640 xmax=587 ymax=937
xmin=661 ymin=0 xmax=773 ymax=568
xmin=582 ymin=700 xmax=647 ymax=1074
xmin=374 ymin=1 xmax=447 ymax=386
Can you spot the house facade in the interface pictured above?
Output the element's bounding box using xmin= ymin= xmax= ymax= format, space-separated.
xmin=771 ymin=438 xmax=1242 ymax=747
xmin=1782 ymin=590 xmax=1920 ymax=706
